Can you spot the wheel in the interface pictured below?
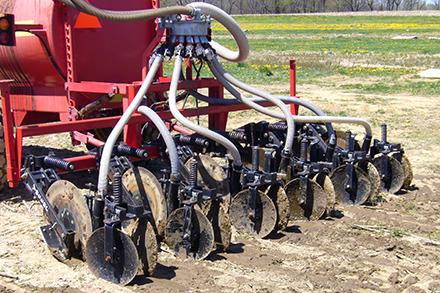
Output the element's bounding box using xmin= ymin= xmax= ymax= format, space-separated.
xmin=372 ymin=153 xmax=405 ymax=194
xmin=284 ymin=178 xmax=328 ymax=221
xmin=122 ymin=167 xmax=167 ymax=237
xmin=330 ymin=165 xmax=372 ymax=205
xmin=0 ymin=115 xmax=7 ymax=191
xmin=165 ymin=207 xmax=215 ymax=260
xmin=265 ymin=184 xmax=290 ymax=231
xmin=85 ymin=227 xmax=139 ymax=285
xmin=46 ymin=180 xmax=92 ymax=259
xmin=230 ymin=189 xmax=277 ymax=238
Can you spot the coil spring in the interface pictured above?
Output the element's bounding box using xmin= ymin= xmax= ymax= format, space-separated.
xmin=112 ymin=172 xmax=122 ymax=205
xmin=229 ymin=131 xmax=247 ymax=142
xmin=43 ymin=156 xmax=74 ymax=171
xmin=179 ymin=135 xmax=210 ymax=147
xmin=189 ymin=158 xmax=198 ymax=187
xmin=117 ymin=144 xmax=148 ymax=158
xmin=268 ymin=123 xmax=288 ymax=132
xmin=300 ymin=138 xmax=309 ymax=162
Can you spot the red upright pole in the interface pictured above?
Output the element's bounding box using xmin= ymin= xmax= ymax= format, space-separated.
xmin=124 ymin=84 xmax=142 ymax=148
xmin=289 ymin=59 xmax=299 ymax=115
xmin=0 ymin=81 xmax=19 ymax=187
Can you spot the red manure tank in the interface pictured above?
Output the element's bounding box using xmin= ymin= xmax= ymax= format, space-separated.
xmin=0 ymin=0 xmax=228 ymax=188
xmin=0 ymin=0 xmax=158 ymax=127
xmin=0 ymin=0 xmax=156 ymax=91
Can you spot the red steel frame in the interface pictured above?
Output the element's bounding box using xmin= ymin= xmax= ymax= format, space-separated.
xmin=0 ymin=14 xmax=299 ymax=189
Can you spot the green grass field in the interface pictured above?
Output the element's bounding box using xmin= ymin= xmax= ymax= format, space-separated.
xmin=206 ymin=14 xmax=440 ymax=96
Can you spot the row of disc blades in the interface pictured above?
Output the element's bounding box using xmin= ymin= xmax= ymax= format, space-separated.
xmin=44 ymin=148 xmax=412 ymax=285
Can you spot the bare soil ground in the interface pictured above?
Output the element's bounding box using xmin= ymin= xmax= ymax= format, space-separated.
xmin=1 ymin=83 xmax=440 ymax=293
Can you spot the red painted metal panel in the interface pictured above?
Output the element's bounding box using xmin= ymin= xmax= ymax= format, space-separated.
xmin=10 ymin=95 xmax=68 ymax=112
xmin=67 ymin=82 xmax=127 ymax=95
xmin=18 ymin=101 xmax=288 ymax=137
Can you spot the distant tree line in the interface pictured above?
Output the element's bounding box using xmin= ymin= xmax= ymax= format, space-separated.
xmin=161 ymin=0 xmax=440 ymax=13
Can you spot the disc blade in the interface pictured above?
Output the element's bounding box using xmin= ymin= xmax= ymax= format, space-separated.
xmin=46 ymin=180 xmax=92 ymax=259
xmin=165 ymin=207 xmax=215 ymax=260
xmin=313 ymin=173 xmax=336 ymax=215
xmin=122 ymin=167 xmax=167 ymax=237
xmin=185 ymin=154 xmax=231 ymax=211
xmin=399 ymin=154 xmax=413 ymax=190
xmin=124 ymin=219 xmax=158 ymax=276
xmin=230 ymin=189 xmax=277 ymax=238
xmin=265 ymin=184 xmax=290 ymax=231
xmin=330 ymin=165 xmax=371 ymax=205
xmin=205 ymin=202 xmax=232 ymax=252
xmin=284 ymin=178 xmax=328 ymax=221
xmin=372 ymin=154 xmax=405 ymax=194
xmin=357 ymin=161 xmax=381 ymax=203
xmin=334 ymin=130 xmax=361 ymax=150
xmin=85 ymin=228 xmax=139 ymax=285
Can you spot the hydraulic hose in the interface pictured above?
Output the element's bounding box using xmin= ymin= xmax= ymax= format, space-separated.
xmin=208 ymin=58 xmax=294 ymax=154
xmin=59 ymin=1 xmax=249 ymax=63
xmin=189 ymin=89 xmax=328 ymax=117
xmin=292 ymin=116 xmax=372 ymax=137
xmin=169 ymin=53 xmax=242 ymax=166
xmin=211 ymin=56 xmax=336 ymax=134
xmin=58 ymin=0 xmax=193 ymax=22
xmin=137 ymin=106 xmax=180 ymax=182
xmin=189 ymin=89 xmax=371 ymax=141
xmin=97 ymin=54 xmax=163 ymax=197
xmin=188 ymin=2 xmax=249 ymax=62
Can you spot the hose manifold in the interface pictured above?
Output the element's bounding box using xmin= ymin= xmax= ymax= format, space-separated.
xmin=159 ymin=13 xmax=211 ymax=46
